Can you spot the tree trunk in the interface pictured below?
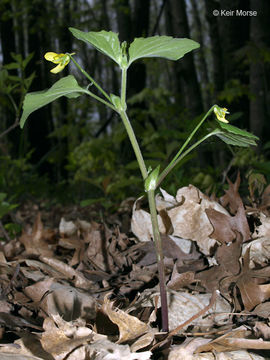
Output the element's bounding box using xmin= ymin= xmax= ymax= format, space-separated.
xmin=249 ymin=0 xmax=270 ymax=142
xmin=190 ymin=0 xmax=211 ymax=110
xmin=0 ymin=1 xmax=19 ymax=154
xmin=165 ymin=0 xmax=204 ymax=119
xmin=26 ymin=0 xmax=53 ymax=174
xmin=204 ymin=0 xmax=224 ymax=99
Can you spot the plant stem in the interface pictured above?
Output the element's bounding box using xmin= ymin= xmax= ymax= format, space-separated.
xmin=119 ymin=67 xmax=169 ymax=331
xmin=158 ymin=105 xmax=215 ymax=185
xmin=121 ymin=67 xmax=127 ymax=109
xmin=119 ymin=110 xmax=148 ymax=179
xmin=70 ymin=56 xmax=112 ymax=103
xmin=157 ymin=130 xmax=221 ymax=187
xmin=85 ymin=90 xmax=116 ymax=111
xmin=148 ymin=189 xmax=169 ymax=332
xmin=119 ymin=66 xmax=147 ymax=179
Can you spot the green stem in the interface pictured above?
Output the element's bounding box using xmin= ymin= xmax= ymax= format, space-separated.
xmin=119 ymin=67 xmax=169 ymax=331
xmin=119 ymin=110 xmax=148 ymax=179
xmin=148 ymin=189 xmax=169 ymax=332
xmin=70 ymin=56 xmax=112 ymax=103
xmin=158 ymin=105 xmax=215 ymax=185
xmin=121 ymin=67 xmax=127 ymax=109
xmin=85 ymin=90 xmax=116 ymax=111
xmin=157 ymin=130 xmax=220 ymax=187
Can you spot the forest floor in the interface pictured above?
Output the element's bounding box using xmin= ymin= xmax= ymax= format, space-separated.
xmin=1 ymin=174 xmax=270 ymax=360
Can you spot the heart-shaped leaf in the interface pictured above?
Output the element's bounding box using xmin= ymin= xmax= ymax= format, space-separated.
xmin=128 ymin=36 xmax=200 ymax=66
xmin=69 ymin=28 xmax=122 ymax=66
xmin=20 ymin=75 xmax=88 ymax=128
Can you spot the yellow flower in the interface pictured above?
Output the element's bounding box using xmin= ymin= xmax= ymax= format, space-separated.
xmin=214 ymin=106 xmax=229 ymax=123
xmin=44 ymin=52 xmax=75 ymax=73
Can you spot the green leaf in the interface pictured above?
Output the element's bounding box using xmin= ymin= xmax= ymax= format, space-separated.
xmin=69 ymin=28 xmax=122 ymax=66
xmin=20 ymin=75 xmax=88 ymax=128
xmin=128 ymin=36 xmax=200 ymax=66
xmin=218 ymin=122 xmax=259 ymax=140
xmin=144 ymin=165 xmax=160 ymax=191
xmin=215 ymin=132 xmax=257 ymax=147
xmin=3 ymin=62 xmax=20 ymax=70
xmin=213 ymin=123 xmax=259 ymax=147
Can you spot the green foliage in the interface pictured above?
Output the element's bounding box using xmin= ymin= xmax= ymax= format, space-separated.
xmin=128 ymin=36 xmax=200 ymax=65
xmin=214 ymin=121 xmax=259 ymax=147
xmin=69 ymin=28 xmax=122 ymax=66
xmin=218 ymin=79 xmax=251 ymax=104
xmin=0 ymin=193 xmax=18 ymax=219
xmin=67 ymin=130 xmax=142 ymax=206
xmin=68 ymin=28 xmax=200 ymax=69
xmin=0 ymin=153 xmax=50 ymax=199
xmin=0 ymin=52 xmax=35 ymax=118
xmin=0 ymin=193 xmax=21 ymax=241
xmin=20 ymin=75 xmax=88 ymax=128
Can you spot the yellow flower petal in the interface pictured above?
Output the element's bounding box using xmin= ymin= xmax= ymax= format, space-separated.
xmin=214 ymin=106 xmax=229 ymax=123
xmin=44 ymin=52 xmax=59 ymax=62
xmin=50 ymin=63 xmax=66 ymax=74
xmin=44 ymin=52 xmax=73 ymax=73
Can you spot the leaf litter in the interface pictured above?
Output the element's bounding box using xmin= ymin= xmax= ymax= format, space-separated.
xmin=1 ymin=174 xmax=270 ymax=359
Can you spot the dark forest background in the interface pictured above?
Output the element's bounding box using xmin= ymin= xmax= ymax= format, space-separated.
xmin=1 ymin=0 xmax=270 ymax=210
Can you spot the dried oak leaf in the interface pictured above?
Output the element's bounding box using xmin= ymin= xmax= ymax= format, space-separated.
xmin=220 ymin=172 xmax=243 ymax=214
xmin=101 ymin=296 xmax=149 ymax=343
xmin=137 ymin=235 xmax=197 ymax=266
xmin=167 ymin=185 xmax=230 ymax=255
xmin=196 ymin=232 xmax=242 ymax=293
xmin=233 ymin=249 xmax=270 ymax=311
xmin=219 ymin=248 xmax=270 ymax=311
xmin=205 ymin=206 xmax=250 ymax=244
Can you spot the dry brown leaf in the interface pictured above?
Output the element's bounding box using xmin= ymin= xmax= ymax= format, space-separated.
xmin=252 ymin=301 xmax=270 ymax=318
xmin=167 ymin=265 xmax=195 ymax=290
xmin=132 ymin=185 xmax=231 ymax=255
xmin=101 ymin=296 xmax=149 ymax=343
xmin=24 ymin=277 xmax=96 ymax=321
xmin=242 ymin=237 xmax=270 ymax=268
xmin=19 ymin=213 xmax=55 ymax=257
xmin=206 ymin=207 xmax=250 ymax=244
xmin=195 ymin=326 xmax=249 ymax=353
xmin=130 ymin=329 xmax=156 ymax=352
xmin=39 ymin=256 xmax=93 ymax=289
xmin=85 ymin=338 xmax=152 ymax=360
xmin=131 ymin=197 xmax=166 ymax=243
xmin=234 ymin=249 xmax=270 ymax=311
xmin=141 ymin=289 xmax=231 ymax=331
xmin=167 ymin=185 xmax=230 ymax=255
xmin=84 ymin=221 xmax=116 ymax=272
xmin=168 ymin=337 xmax=212 ymax=360
xmin=196 ymin=232 xmax=242 ymax=292
xmin=220 ymin=172 xmax=243 ymax=214
xmin=0 ymin=333 xmax=49 ymax=359
xmin=40 ymin=315 xmax=93 ymax=360
xmin=254 ymin=321 xmax=270 ymax=340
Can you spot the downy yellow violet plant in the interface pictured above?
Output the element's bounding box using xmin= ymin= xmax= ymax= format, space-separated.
xmin=19 ymin=29 xmax=259 ymax=332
